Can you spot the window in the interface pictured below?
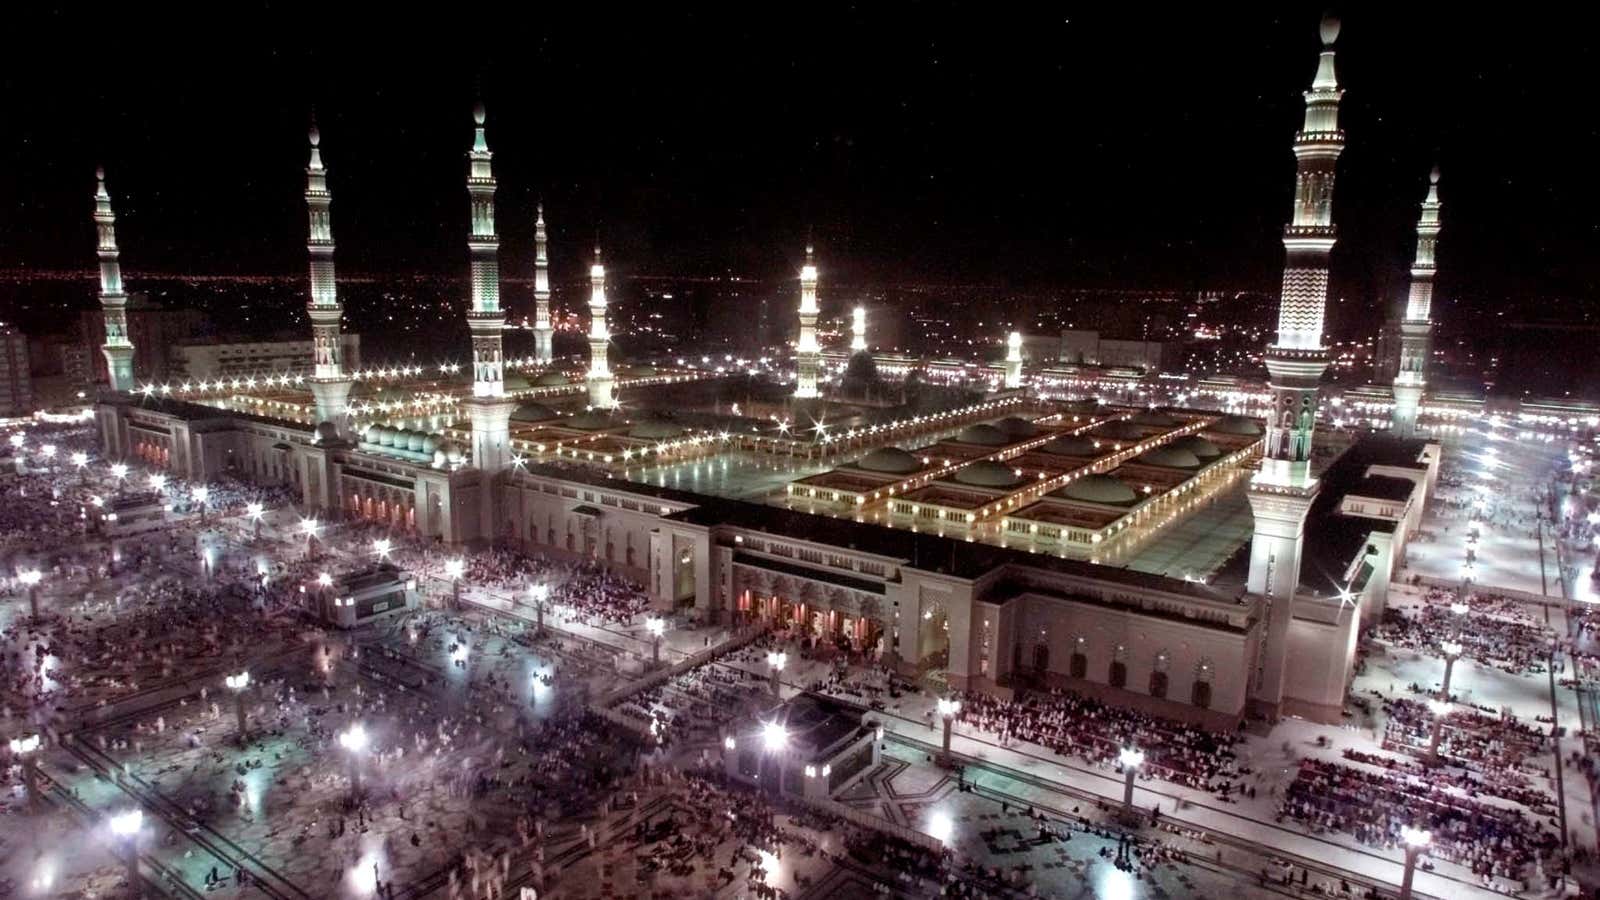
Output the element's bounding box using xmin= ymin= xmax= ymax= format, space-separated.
xmin=1149 ymin=671 xmax=1169 ymax=699
xmin=1109 ymin=660 xmax=1127 ymax=688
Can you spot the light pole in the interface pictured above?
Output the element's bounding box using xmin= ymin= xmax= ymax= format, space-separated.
xmin=372 ymin=538 xmax=392 ymax=563
xmin=339 ymin=724 xmax=368 ymax=797
xmin=17 ymin=569 xmax=42 ymax=620
xmin=1119 ymin=746 xmax=1145 ymax=823
xmin=300 ymin=518 xmax=320 ymax=560
xmin=937 ymin=697 xmax=961 ymax=766
xmin=646 ymin=617 xmax=666 ymax=665
xmin=109 ymin=808 xmax=143 ymax=899
xmin=110 ymin=462 xmax=128 ymax=493
xmin=1438 ymin=640 xmax=1463 ymax=699
xmin=246 ymin=502 xmax=264 ymax=540
xmin=530 ymin=584 xmax=549 ymax=632
xmin=1426 ymin=699 xmax=1451 ymax=762
xmin=1399 ymin=826 xmax=1431 ymax=900
xmin=767 ymin=650 xmax=787 ymax=697
xmin=10 ymin=733 xmax=41 ymax=813
xmin=148 ymin=473 xmax=166 ymax=493
xmin=225 ymin=671 xmax=250 ymax=745
xmin=72 ymin=451 xmax=88 ymax=484
xmin=191 ymin=485 xmax=209 ymax=523
xmin=762 ymin=721 xmax=788 ymax=795
xmin=445 ymin=558 xmax=465 ymax=609
xmin=9 ymin=433 xmax=25 ymax=473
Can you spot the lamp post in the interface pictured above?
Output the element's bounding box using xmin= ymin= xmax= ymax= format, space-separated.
xmin=1119 ymin=746 xmax=1145 ymax=822
xmin=300 ymin=518 xmax=320 ymax=560
xmin=372 ymin=538 xmax=392 ymax=563
xmin=1399 ymin=826 xmax=1431 ymax=900
xmin=766 ymin=651 xmax=787 ymax=697
xmin=445 ymin=558 xmax=465 ymax=610
xmin=17 ymin=569 xmax=42 ymax=620
xmin=72 ymin=451 xmax=88 ymax=484
xmin=110 ymin=462 xmax=128 ymax=492
xmin=245 ymin=502 xmax=264 ymax=540
xmin=937 ymin=697 xmax=961 ymax=766
xmin=1426 ymin=699 xmax=1451 ymax=762
xmin=109 ymin=808 xmax=143 ymax=899
xmin=1438 ymin=640 xmax=1463 ymax=699
xmin=646 ymin=617 xmax=666 ymax=665
xmin=530 ymin=584 xmax=549 ymax=632
xmin=316 ymin=572 xmax=334 ymax=619
xmin=225 ymin=671 xmax=250 ymax=745
xmin=9 ymin=733 xmax=41 ymax=814
xmin=191 ymin=485 xmax=209 ymax=523
xmin=148 ymin=473 xmax=166 ymax=493
xmin=339 ymin=724 xmax=368 ymax=797
xmin=761 ymin=721 xmax=788 ymax=795
xmin=9 ymin=433 xmax=25 ymax=473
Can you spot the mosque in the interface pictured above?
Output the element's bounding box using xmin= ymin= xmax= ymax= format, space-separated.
xmin=90 ymin=16 xmax=1442 ymax=725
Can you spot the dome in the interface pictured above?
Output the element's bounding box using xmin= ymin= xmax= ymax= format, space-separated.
xmin=377 ymin=426 xmax=397 ymax=447
xmin=406 ymin=432 xmax=426 ymax=453
xmin=502 ymin=373 xmax=532 ymax=392
xmin=617 ymin=364 xmax=658 ymax=378
xmin=432 ymin=449 xmax=448 ymax=468
xmin=956 ymin=424 xmax=1009 ymax=446
xmin=1170 ymin=435 xmax=1222 ymax=459
xmin=532 ymin=372 xmax=571 ymax=387
xmin=996 ymin=416 xmax=1038 ymax=439
xmin=629 ymin=419 xmax=684 ymax=440
xmin=1211 ymin=415 xmax=1263 ymax=436
xmin=1041 ymin=434 xmax=1098 ymax=457
xmin=856 ymin=447 xmax=921 ymax=475
xmin=1063 ymin=398 xmax=1100 ymax=415
xmin=512 ymin=401 xmax=559 ymax=423
xmin=362 ymin=424 xmax=381 ymax=443
xmin=1135 ymin=446 xmax=1201 ymax=469
xmin=954 ymin=460 xmax=1022 ymax=489
xmin=421 ymin=434 xmax=441 ymax=454
xmin=314 ymin=422 xmax=340 ymax=444
xmin=1131 ymin=410 xmax=1178 ymax=427
xmin=1096 ymin=421 xmax=1145 ymax=441
xmin=564 ymin=410 xmax=616 ymax=431
xmin=442 ymin=441 xmax=464 ymax=464
xmin=1061 ymin=473 xmax=1138 ymax=506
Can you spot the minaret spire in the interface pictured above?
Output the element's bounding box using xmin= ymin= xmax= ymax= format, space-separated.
xmin=1246 ymin=14 xmax=1347 ymax=718
xmin=1004 ymin=331 xmax=1024 ymax=389
xmin=304 ymin=122 xmax=354 ymax=437
xmin=533 ymin=202 xmax=553 ymax=363
xmin=586 ymin=243 xmax=615 ymax=408
xmin=794 ymin=238 xmax=821 ymax=399
xmin=464 ymin=101 xmax=514 ymax=482
xmin=850 ymin=305 xmax=867 ymax=353
xmin=94 ymin=167 xmax=136 ymax=392
xmin=1391 ymin=165 xmax=1442 ymax=437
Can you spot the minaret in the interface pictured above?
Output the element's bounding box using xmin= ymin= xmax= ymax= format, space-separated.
xmin=533 ymin=203 xmax=554 ymax=363
xmin=1004 ymin=331 xmax=1024 ymax=389
xmin=794 ymin=242 xmax=821 ymax=399
xmin=586 ymin=245 xmax=615 ymax=408
xmin=463 ymin=102 xmax=514 ymax=482
xmin=1246 ymin=15 xmax=1345 ymax=716
xmin=1391 ymin=166 xmax=1442 ymax=437
xmin=304 ymin=124 xmax=354 ymax=436
xmin=93 ymin=168 xmax=136 ymax=392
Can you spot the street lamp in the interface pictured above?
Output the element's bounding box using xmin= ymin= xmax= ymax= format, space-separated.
xmin=110 ymin=462 xmax=128 ymax=484
xmin=1438 ymin=640 xmax=1464 ymax=699
xmin=1399 ymin=826 xmax=1431 ymax=900
xmin=766 ymin=650 xmax=787 ymax=697
xmin=148 ymin=473 xmax=166 ymax=491
xmin=9 ymin=732 xmax=41 ymax=813
xmin=225 ymin=671 xmax=250 ymax=745
xmin=191 ymin=485 xmax=209 ymax=522
xmin=339 ymin=724 xmax=368 ymax=796
xmin=646 ymin=616 xmax=666 ymax=665
xmin=530 ymin=583 xmax=549 ymax=632
xmin=245 ymin=502 xmax=264 ymax=540
xmin=372 ymin=538 xmax=392 ymax=561
xmin=1426 ymin=699 xmax=1451 ymax=762
xmin=936 ymin=697 xmax=961 ymax=766
xmin=109 ymin=808 xmax=143 ymax=898
xmin=17 ymin=569 xmax=42 ymax=620
xmin=1118 ymin=746 xmax=1145 ymax=822
xmin=300 ymin=518 xmax=320 ymax=559
xmin=444 ymin=558 xmax=465 ymax=609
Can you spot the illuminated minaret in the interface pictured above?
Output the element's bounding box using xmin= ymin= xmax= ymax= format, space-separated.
xmin=463 ymin=102 xmax=514 ymax=479
xmin=304 ymin=124 xmax=354 ymax=436
xmin=850 ymin=306 xmax=867 ymax=353
xmin=533 ymin=203 xmax=554 ymax=363
xmin=586 ymin=245 xmax=615 ymax=408
xmin=794 ymin=242 xmax=821 ymax=399
xmin=1247 ymin=15 xmax=1345 ymax=714
xmin=1004 ymin=331 xmax=1024 ymax=389
xmin=93 ymin=168 xmax=135 ymax=392
xmin=1391 ymin=166 xmax=1442 ymax=437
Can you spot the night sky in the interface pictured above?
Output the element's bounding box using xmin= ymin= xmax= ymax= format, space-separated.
xmin=5 ymin=6 xmax=1598 ymax=315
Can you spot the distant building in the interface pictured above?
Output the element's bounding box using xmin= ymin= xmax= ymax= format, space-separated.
xmin=1059 ymin=329 xmax=1176 ymax=372
xmin=1372 ymin=315 xmax=1402 ymax=382
xmin=0 ymin=323 xmax=33 ymax=416
xmin=168 ymin=334 xmax=362 ymax=381
xmin=1017 ymin=333 xmax=1061 ymax=364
